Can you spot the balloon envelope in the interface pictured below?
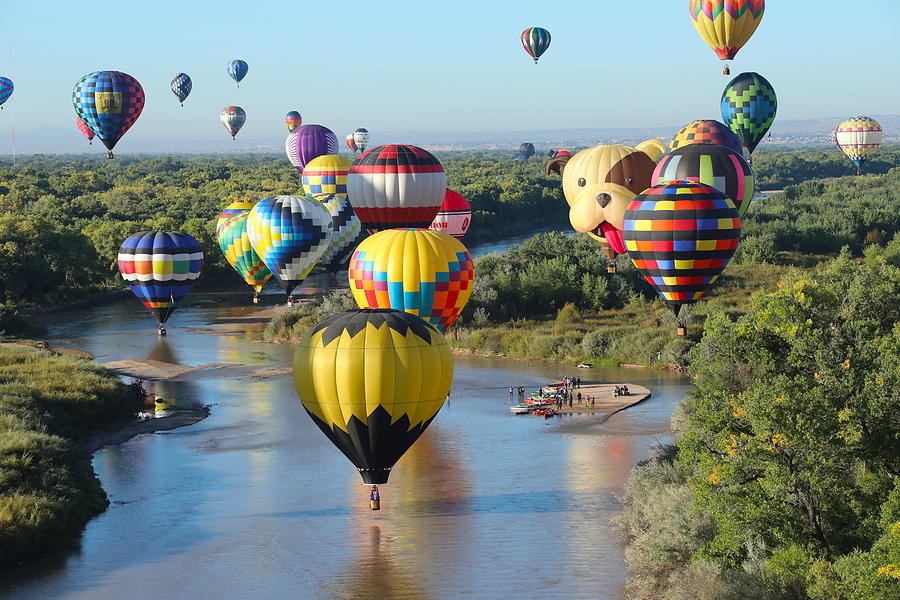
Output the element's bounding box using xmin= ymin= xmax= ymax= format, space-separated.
xmin=312 ymin=193 xmax=362 ymax=273
xmin=623 ymin=181 xmax=740 ymax=312
xmin=721 ymin=72 xmax=777 ymax=154
xmin=518 ymin=143 xmax=535 ymax=159
xmin=170 ymin=73 xmax=192 ymax=105
xmin=285 ymin=124 xmax=338 ymax=174
xmin=345 ymin=133 xmax=357 ymax=152
xmin=428 ymin=189 xmax=472 ymax=239
xmin=227 ymin=59 xmax=248 ymax=85
xmin=669 ymin=120 xmax=743 ymax=155
xmin=689 ymin=0 xmax=765 ymax=61
xmin=652 ymin=144 xmax=755 ymax=217
xmin=292 ymin=309 xmax=453 ymax=485
xmin=220 ymin=106 xmax=246 ymax=139
xmin=353 ymin=128 xmax=370 ymax=153
xmin=246 ymin=196 xmax=333 ymax=296
xmin=347 ymin=145 xmax=447 ymax=233
xmin=76 ymin=117 xmax=95 ymax=143
xmin=0 ymin=77 xmax=13 ymax=107
xmin=216 ymin=198 xmax=258 ymax=234
xmin=302 ymin=154 xmax=351 ymax=198
xmin=285 ymin=111 xmax=302 ymax=131
xmin=72 ymin=71 xmax=144 ymax=154
xmin=521 ymin=27 xmax=551 ymax=63
xmin=217 ymin=212 xmax=272 ymax=293
xmin=348 ymin=228 xmax=474 ymax=332
xmin=835 ymin=116 xmax=882 ymax=171
xmin=117 ymin=231 xmax=204 ymax=325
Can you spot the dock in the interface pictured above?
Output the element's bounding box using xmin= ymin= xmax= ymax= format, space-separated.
xmin=513 ymin=380 xmax=650 ymax=415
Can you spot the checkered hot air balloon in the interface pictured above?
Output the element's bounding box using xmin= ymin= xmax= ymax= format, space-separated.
xmin=348 ymin=228 xmax=474 ymax=332
xmin=428 ymin=189 xmax=472 ymax=239
xmin=521 ymin=26 xmax=551 ymax=63
xmin=227 ymin=59 xmax=248 ymax=86
xmin=72 ymin=71 xmax=145 ymax=158
xmin=669 ymin=120 xmax=743 ymax=156
xmin=76 ymin=117 xmax=95 ymax=145
xmin=721 ymin=72 xmax=777 ymax=156
xmin=170 ymin=73 xmax=192 ymax=106
xmin=347 ymin=144 xmax=447 ymax=233
xmin=835 ymin=116 xmax=883 ymax=175
xmin=302 ymin=154 xmax=351 ymax=197
xmin=285 ymin=124 xmax=338 ymax=174
xmin=217 ymin=212 xmax=272 ymax=299
xmin=117 ymin=231 xmax=204 ymax=334
xmin=220 ymin=106 xmax=246 ymax=139
xmin=246 ymin=196 xmax=333 ymax=301
xmin=623 ymin=181 xmax=741 ymax=322
xmin=216 ymin=198 xmax=258 ymax=234
xmin=689 ymin=0 xmax=765 ymax=74
xmin=0 ymin=77 xmax=13 ymax=108
xmin=285 ymin=111 xmax=302 ymax=132
xmin=652 ymin=144 xmax=755 ymax=217
xmin=312 ymin=193 xmax=362 ymax=273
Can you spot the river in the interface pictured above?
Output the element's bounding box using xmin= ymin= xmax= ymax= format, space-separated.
xmin=2 ymin=244 xmax=690 ymax=600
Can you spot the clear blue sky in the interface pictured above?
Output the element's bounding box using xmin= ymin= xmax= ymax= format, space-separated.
xmin=3 ymin=0 xmax=899 ymax=152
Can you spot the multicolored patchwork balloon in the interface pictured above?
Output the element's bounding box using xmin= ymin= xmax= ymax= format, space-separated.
xmin=285 ymin=111 xmax=302 ymax=131
xmin=76 ymin=117 xmax=95 ymax=144
xmin=72 ymin=71 xmax=145 ymax=158
xmin=521 ymin=26 xmax=551 ymax=63
xmin=623 ymin=181 xmax=741 ymax=315
xmin=312 ymin=193 xmax=362 ymax=273
xmin=217 ymin=212 xmax=272 ymax=295
xmin=348 ymin=228 xmax=474 ymax=332
xmin=352 ymin=128 xmax=370 ymax=154
xmin=652 ymin=144 xmax=755 ymax=217
xmin=227 ymin=59 xmax=248 ymax=86
xmin=428 ymin=189 xmax=472 ymax=239
xmin=301 ymin=154 xmax=351 ymax=197
xmin=285 ymin=124 xmax=338 ymax=174
xmin=669 ymin=120 xmax=743 ymax=155
xmin=216 ymin=197 xmax=258 ymax=233
xmin=246 ymin=196 xmax=333 ymax=298
xmin=347 ymin=144 xmax=447 ymax=233
xmin=170 ymin=73 xmax=192 ymax=106
xmin=721 ymin=72 xmax=776 ymax=155
xmin=0 ymin=77 xmax=13 ymax=108
xmin=117 ymin=231 xmax=204 ymax=329
xmin=835 ymin=116 xmax=883 ymax=174
xmin=220 ymin=106 xmax=246 ymax=139
xmin=689 ymin=0 xmax=765 ymax=67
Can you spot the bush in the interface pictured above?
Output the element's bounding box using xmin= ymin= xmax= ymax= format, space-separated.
xmin=734 ymin=233 xmax=778 ymax=265
xmin=555 ymin=302 xmax=580 ymax=323
xmin=580 ymin=330 xmax=611 ymax=359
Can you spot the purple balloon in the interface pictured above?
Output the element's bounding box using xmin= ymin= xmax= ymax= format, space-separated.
xmin=285 ymin=124 xmax=338 ymax=174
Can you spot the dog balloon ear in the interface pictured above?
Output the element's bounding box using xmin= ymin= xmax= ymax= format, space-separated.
xmin=546 ymin=154 xmax=571 ymax=175
xmin=634 ymin=139 xmax=666 ymax=163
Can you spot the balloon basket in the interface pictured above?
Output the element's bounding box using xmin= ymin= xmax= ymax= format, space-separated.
xmin=157 ymin=325 xmax=167 ymax=336
xmin=607 ymin=265 xmax=617 ymax=274
xmin=722 ymin=64 xmax=730 ymax=76
xmin=369 ymin=485 xmax=381 ymax=511
xmin=676 ymin=325 xmax=686 ymax=337
xmin=252 ymin=294 xmax=260 ymax=304
xmin=106 ymin=151 xmax=114 ymax=159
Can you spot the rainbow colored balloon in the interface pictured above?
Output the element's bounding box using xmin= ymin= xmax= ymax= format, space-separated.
xmin=217 ymin=212 xmax=272 ymax=295
xmin=623 ymin=181 xmax=740 ymax=314
xmin=285 ymin=111 xmax=302 ymax=132
xmin=217 ymin=198 xmax=258 ymax=234
xmin=689 ymin=0 xmax=765 ymax=64
xmin=301 ymin=154 xmax=351 ymax=197
xmin=348 ymin=228 xmax=474 ymax=332
xmin=669 ymin=120 xmax=743 ymax=155
xmin=521 ymin=27 xmax=551 ymax=63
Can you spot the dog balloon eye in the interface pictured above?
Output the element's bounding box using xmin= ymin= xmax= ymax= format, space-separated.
xmin=626 ymin=177 xmax=634 ymax=185
xmin=577 ymin=178 xmax=586 ymax=187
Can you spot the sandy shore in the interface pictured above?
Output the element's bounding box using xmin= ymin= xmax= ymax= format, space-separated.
xmin=80 ymin=408 xmax=210 ymax=454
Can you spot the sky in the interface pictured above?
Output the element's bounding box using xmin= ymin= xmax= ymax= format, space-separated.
xmin=2 ymin=0 xmax=899 ymax=153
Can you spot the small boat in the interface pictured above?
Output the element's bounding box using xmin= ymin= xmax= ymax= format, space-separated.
xmin=576 ymin=363 xmax=593 ymax=369
xmin=510 ymin=405 xmax=532 ymax=414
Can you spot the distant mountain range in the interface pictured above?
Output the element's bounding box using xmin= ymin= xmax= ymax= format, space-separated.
xmin=2 ymin=115 xmax=898 ymax=156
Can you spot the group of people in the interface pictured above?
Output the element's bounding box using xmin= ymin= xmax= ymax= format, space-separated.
xmin=613 ymin=385 xmax=630 ymax=397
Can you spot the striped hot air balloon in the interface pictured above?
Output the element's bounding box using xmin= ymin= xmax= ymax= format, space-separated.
xmin=216 ymin=198 xmax=258 ymax=234
xmin=521 ymin=27 xmax=551 ymax=63
xmin=623 ymin=180 xmax=741 ymax=327
xmin=117 ymin=231 xmax=204 ymax=334
xmin=301 ymin=154 xmax=351 ymax=197
xmin=285 ymin=124 xmax=338 ymax=174
xmin=220 ymin=106 xmax=246 ymax=139
xmin=285 ymin=111 xmax=302 ymax=132
xmin=347 ymin=144 xmax=447 ymax=233
xmin=312 ymin=193 xmax=362 ymax=273
xmin=352 ymin=128 xmax=370 ymax=153
xmin=217 ymin=212 xmax=272 ymax=299
xmin=348 ymin=228 xmax=474 ymax=332
xmin=835 ymin=116 xmax=883 ymax=175
xmin=669 ymin=120 xmax=743 ymax=155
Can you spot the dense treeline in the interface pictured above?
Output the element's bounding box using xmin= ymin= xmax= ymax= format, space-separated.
xmin=751 ymin=145 xmax=900 ymax=189
xmin=616 ymin=247 xmax=900 ymax=599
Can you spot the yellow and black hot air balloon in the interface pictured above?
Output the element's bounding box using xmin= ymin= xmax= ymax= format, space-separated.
xmin=292 ymin=309 xmax=453 ymax=490
xmin=689 ymin=0 xmax=765 ymax=75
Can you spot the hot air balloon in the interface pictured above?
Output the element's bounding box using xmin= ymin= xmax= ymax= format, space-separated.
xmin=721 ymin=72 xmax=776 ymax=157
xmin=246 ymin=196 xmax=333 ymax=302
xmin=835 ymin=117 xmax=883 ymax=175
xmin=518 ymin=143 xmax=535 ymax=160
xmin=302 ymin=154 xmax=351 ymax=197
xmin=352 ymin=128 xmax=370 ymax=154
xmin=117 ymin=231 xmax=204 ymax=335
xmin=216 ymin=198 xmax=258 ymax=233
xmin=652 ymin=144 xmax=755 ymax=217
xmin=312 ymin=193 xmax=362 ymax=273
xmin=634 ymin=140 xmax=666 ymax=162
xmin=345 ymin=133 xmax=357 ymax=153
xmin=831 ymin=128 xmax=841 ymax=149
xmin=623 ymin=180 xmax=741 ymax=334
xmin=72 ymin=71 xmax=145 ymax=159
xmin=217 ymin=212 xmax=272 ymax=302
xmin=227 ymin=59 xmax=248 ymax=86
xmin=76 ymin=117 xmax=95 ymax=145
xmin=347 ymin=145 xmax=447 ymax=233
xmin=285 ymin=111 xmax=302 ymax=132
xmin=348 ymin=228 xmax=474 ymax=332
xmin=689 ymin=0 xmax=765 ymax=74
xmin=170 ymin=73 xmax=192 ymax=106
xmin=669 ymin=120 xmax=743 ymax=155
xmin=0 ymin=77 xmax=13 ymax=109
xmin=521 ymin=27 xmax=551 ymax=63
xmin=292 ymin=309 xmax=453 ymax=494
xmin=428 ymin=189 xmax=472 ymax=239
xmin=220 ymin=106 xmax=246 ymax=139
xmin=285 ymin=124 xmax=338 ymax=174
